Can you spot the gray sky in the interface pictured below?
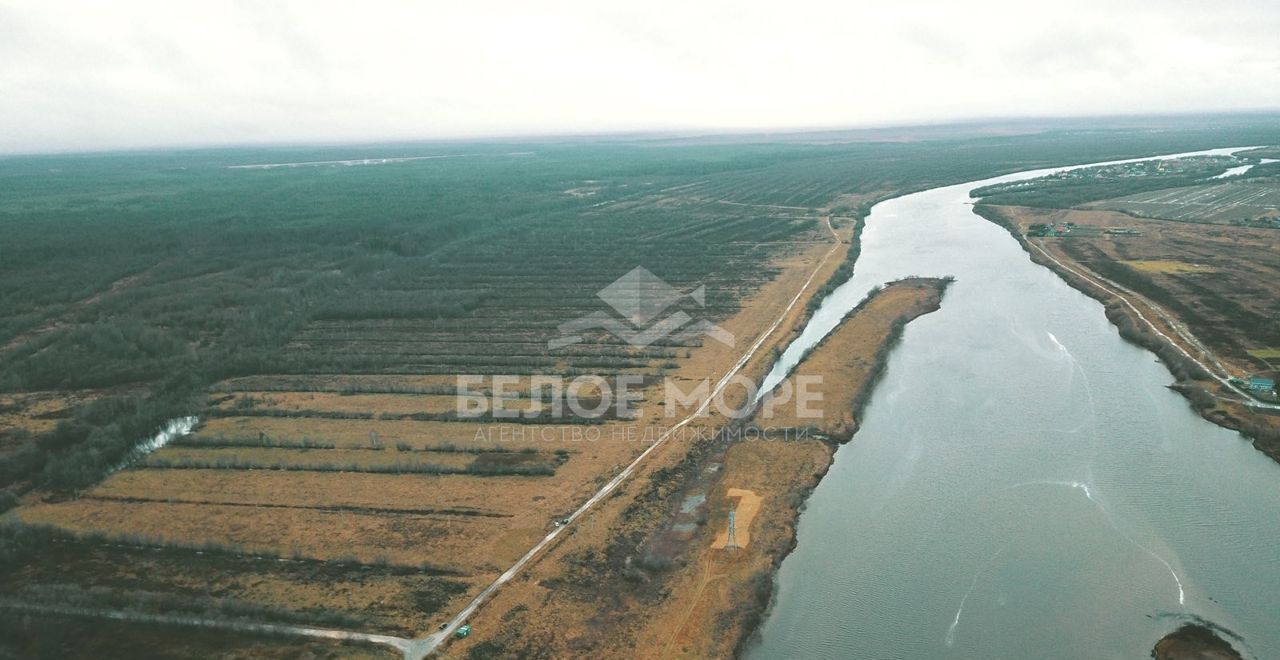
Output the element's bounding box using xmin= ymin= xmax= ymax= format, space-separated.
xmin=2 ymin=0 xmax=1279 ymax=154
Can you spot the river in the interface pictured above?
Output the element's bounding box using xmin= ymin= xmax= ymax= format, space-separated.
xmin=748 ymin=148 xmax=1280 ymax=659
xmin=1212 ymin=158 xmax=1278 ymax=179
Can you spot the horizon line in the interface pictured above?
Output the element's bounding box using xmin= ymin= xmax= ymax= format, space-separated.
xmin=3 ymin=107 xmax=1279 ymax=159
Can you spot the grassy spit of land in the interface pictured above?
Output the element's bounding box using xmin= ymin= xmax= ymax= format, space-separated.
xmin=445 ymin=278 xmax=950 ymax=659
xmin=755 ymin=277 xmax=952 ymax=440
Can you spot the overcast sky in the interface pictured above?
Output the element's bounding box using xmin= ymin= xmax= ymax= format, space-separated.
xmin=1 ymin=0 xmax=1279 ymax=154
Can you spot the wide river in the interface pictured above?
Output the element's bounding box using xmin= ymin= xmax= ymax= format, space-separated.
xmin=748 ymin=148 xmax=1280 ymax=659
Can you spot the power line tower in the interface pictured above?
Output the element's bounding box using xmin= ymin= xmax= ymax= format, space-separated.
xmin=725 ymin=508 xmax=739 ymax=550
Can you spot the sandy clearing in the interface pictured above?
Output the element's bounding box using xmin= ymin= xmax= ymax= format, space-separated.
xmin=712 ymin=488 xmax=761 ymax=550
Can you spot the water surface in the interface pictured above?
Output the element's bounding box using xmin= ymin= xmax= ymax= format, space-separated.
xmin=749 ymin=148 xmax=1280 ymax=659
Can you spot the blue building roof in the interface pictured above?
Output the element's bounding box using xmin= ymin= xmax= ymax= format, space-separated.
xmin=1247 ymin=377 xmax=1275 ymax=391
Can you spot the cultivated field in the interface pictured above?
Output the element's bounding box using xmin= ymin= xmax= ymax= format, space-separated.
xmin=1094 ymin=179 xmax=1280 ymax=224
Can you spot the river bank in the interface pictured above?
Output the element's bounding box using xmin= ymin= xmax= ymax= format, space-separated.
xmin=972 ymin=204 xmax=1280 ymax=464
xmin=439 ymin=211 xmax=864 ymax=658
xmin=3 ymin=195 xmax=868 ymax=659
xmin=453 ymin=148 xmax=1280 ymax=659
xmin=632 ymin=278 xmax=953 ymax=659
xmin=1153 ymin=623 xmax=1243 ymax=660
xmin=437 ymin=256 xmax=951 ymax=659
xmin=748 ymin=148 xmax=1280 ymax=659
xmin=757 ymin=277 xmax=951 ymax=441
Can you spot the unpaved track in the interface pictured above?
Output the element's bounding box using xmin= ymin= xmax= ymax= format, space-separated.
xmin=659 ymin=552 xmax=723 ymax=659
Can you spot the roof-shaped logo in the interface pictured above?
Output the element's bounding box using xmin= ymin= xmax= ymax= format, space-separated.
xmin=550 ymin=267 xmax=732 ymax=349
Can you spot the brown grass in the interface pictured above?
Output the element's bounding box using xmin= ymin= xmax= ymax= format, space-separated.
xmin=642 ymin=438 xmax=832 ymax=659
xmin=88 ymin=469 xmax=524 ymax=514
xmin=195 ymin=416 xmax=651 ymax=450
xmin=212 ymin=391 xmax=470 ymax=415
xmin=143 ymin=445 xmax=480 ymax=469
xmin=6 ymin=545 xmax=474 ymax=637
xmin=1125 ymin=259 xmax=1217 ymax=274
xmin=0 ymin=390 xmax=110 ymax=439
xmin=14 ymin=499 xmax=527 ymax=572
xmin=213 ymin=373 xmax=463 ymax=393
